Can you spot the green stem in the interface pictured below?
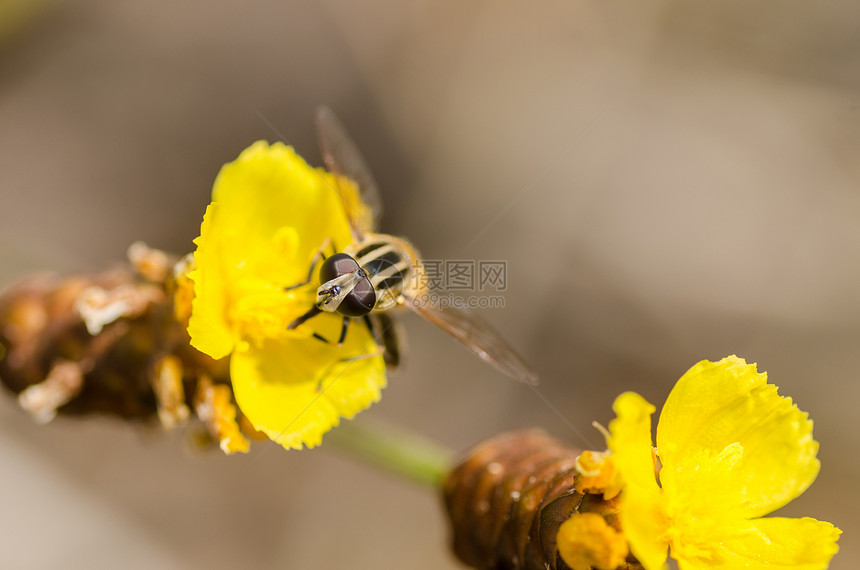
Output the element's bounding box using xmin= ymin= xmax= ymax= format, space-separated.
xmin=326 ymin=419 xmax=454 ymax=488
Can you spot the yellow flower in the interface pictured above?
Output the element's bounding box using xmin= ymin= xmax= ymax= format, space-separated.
xmin=607 ymin=355 xmax=840 ymax=569
xmin=187 ymin=141 xmax=386 ymax=450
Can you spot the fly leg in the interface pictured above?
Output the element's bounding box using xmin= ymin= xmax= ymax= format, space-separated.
xmin=363 ymin=314 xmax=382 ymax=346
xmin=283 ymin=237 xmax=333 ymax=291
xmin=287 ymin=306 xmax=322 ymax=331
xmin=292 ymin=315 xmax=350 ymax=345
xmin=364 ymin=313 xmax=403 ymax=369
xmin=285 ymin=238 xmax=335 ymax=332
xmin=314 ymin=340 xmax=385 ymax=393
xmin=336 ymin=316 xmax=350 ymax=346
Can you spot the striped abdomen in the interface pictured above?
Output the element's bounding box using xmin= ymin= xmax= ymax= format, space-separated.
xmin=353 ymin=239 xmax=413 ymax=305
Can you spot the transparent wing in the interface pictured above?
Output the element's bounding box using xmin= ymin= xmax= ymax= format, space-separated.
xmin=315 ymin=106 xmax=383 ymax=236
xmin=408 ymin=301 xmax=539 ymax=385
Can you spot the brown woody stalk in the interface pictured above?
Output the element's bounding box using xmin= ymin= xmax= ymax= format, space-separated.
xmin=443 ymin=429 xmax=643 ymax=570
xmin=0 ymin=243 xmax=254 ymax=451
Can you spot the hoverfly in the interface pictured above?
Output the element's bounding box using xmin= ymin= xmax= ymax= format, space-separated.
xmin=285 ymin=107 xmax=538 ymax=385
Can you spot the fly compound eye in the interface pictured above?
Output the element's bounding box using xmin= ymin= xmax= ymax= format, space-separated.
xmin=319 ymin=253 xmax=360 ymax=283
xmin=337 ymin=277 xmax=376 ymax=317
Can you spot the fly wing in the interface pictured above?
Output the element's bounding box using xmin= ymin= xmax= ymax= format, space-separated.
xmin=315 ymin=106 xmax=383 ymax=237
xmin=409 ymin=301 xmax=539 ymax=385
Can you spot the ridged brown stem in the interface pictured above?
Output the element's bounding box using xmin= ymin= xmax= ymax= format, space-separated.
xmin=443 ymin=429 xmax=643 ymax=570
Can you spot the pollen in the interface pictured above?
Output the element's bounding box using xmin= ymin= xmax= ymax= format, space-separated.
xmin=172 ymin=253 xmax=195 ymax=325
xmin=557 ymin=512 xmax=629 ymax=570
xmin=194 ymin=374 xmax=250 ymax=455
xmin=153 ymin=355 xmax=190 ymax=430
xmin=574 ymin=450 xmax=623 ymax=500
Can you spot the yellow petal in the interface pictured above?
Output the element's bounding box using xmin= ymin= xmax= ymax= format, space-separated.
xmin=230 ymin=314 xmax=386 ymax=450
xmin=657 ymin=356 xmax=820 ymax=520
xmin=608 ymin=392 xmax=668 ymax=570
xmin=208 ymin=141 xmax=353 ymax=287
xmin=673 ymin=517 xmax=841 ymax=570
xmin=188 ymin=141 xmax=356 ymax=358
xmin=188 ymin=203 xmax=234 ymax=359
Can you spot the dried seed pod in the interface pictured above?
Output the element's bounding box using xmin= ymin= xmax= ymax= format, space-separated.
xmin=442 ymin=429 xmax=643 ymax=570
xmin=0 ymin=244 xmax=249 ymax=452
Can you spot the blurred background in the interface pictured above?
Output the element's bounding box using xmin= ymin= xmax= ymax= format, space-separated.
xmin=1 ymin=1 xmax=858 ymax=568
